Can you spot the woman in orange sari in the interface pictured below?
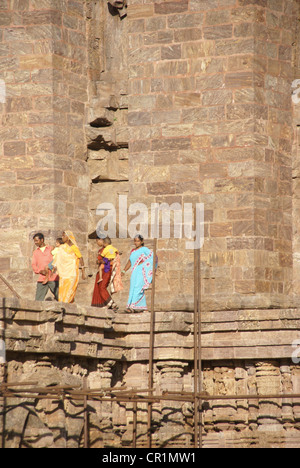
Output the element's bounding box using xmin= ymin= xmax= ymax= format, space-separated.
xmin=91 ymin=237 xmax=122 ymax=311
xmin=53 ymin=231 xmax=86 ymax=303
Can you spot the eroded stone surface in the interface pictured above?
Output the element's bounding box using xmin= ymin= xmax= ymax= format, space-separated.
xmin=1 ymin=298 xmax=300 ymax=448
xmin=0 ymin=0 xmax=300 ymax=449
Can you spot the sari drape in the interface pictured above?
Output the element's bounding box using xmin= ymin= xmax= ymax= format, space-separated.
xmin=91 ymin=268 xmax=113 ymax=307
xmin=53 ymin=231 xmax=81 ymax=303
xmin=111 ymin=253 xmax=123 ymax=295
xmin=91 ymin=249 xmax=123 ymax=307
xmin=127 ymin=246 xmax=154 ymax=311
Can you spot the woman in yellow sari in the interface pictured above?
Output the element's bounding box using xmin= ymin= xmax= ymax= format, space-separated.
xmin=53 ymin=231 xmax=86 ymax=303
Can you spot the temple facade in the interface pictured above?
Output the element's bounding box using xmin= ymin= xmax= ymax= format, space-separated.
xmin=1 ymin=0 xmax=300 ymax=448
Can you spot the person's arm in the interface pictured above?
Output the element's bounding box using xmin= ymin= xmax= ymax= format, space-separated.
xmin=32 ymin=252 xmax=46 ymax=275
xmin=79 ymin=256 xmax=86 ymax=280
xmin=31 ymin=252 xmax=39 ymax=274
xmin=121 ymin=259 xmax=131 ymax=276
xmin=71 ymin=245 xmax=86 ymax=280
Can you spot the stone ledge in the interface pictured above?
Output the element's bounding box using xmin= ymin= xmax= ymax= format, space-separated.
xmin=1 ymin=297 xmax=300 ymax=362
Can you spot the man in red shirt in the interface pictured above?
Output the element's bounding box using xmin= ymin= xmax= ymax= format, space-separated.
xmin=32 ymin=233 xmax=59 ymax=301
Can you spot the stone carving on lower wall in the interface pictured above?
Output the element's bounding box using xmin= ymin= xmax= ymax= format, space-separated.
xmin=1 ymin=299 xmax=300 ymax=447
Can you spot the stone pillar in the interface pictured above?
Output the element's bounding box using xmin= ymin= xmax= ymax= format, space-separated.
xmin=127 ymin=0 xmax=299 ymax=311
xmin=98 ymin=359 xmax=116 ymax=388
xmin=0 ymin=0 xmax=89 ymax=300
xmin=157 ymin=360 xmax=187 ymax=393
xmin=256 ymin=361 xmax=282 ymax=432
xmin=156 ymin=361 xmax=188 ymax=445
xmin=98 ymin=360 xmax=116 ymax=424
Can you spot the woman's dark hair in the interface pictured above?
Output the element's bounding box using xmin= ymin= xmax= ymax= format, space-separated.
xmin=56 ymin=237 xmax=63 ymax=244
xmin=33 ymin=232 xmax=44 ymax=241
xmin=134 ymin=234 xmax=144 ymax=246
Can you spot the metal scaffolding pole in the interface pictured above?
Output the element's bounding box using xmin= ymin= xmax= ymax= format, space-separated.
xmin=147 ymin=213 xmax=158 ymax=448
xmin=1 ymin=384 xmax=300 ymax=403
xmin=193 ymin=206 xmax=202 ymax=449
xmin=193 ymin=244 xmax=199 ymax=448
xmin=0 ymin=298 xmax=7 ymax=449
xmin=1 ymin=382 xmax=300 ymax=448
xmin=83 ymin=377 xmax=89 ymax=449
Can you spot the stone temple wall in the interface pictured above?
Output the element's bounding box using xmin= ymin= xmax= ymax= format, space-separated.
xmin=0 ymin=0 xmax=90 ymax=300
xmin=126 ymin=0 xmax=300 ymax=312
xmin=0 ymin=0 xmax=299 ymax=310
xmin=1 ymin=0 xmax=300 ymax=449
xmin=1 ymin=298 xmax=300 ymax=448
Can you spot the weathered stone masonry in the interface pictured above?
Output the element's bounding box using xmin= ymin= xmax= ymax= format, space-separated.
xmin=1 ymin=298 xmax=300 ymax=448
xmin=127 ymin=0 xmax=300 ymax=312
xmin=0 ymin=0 xmax=90 ymax=300
xmin=1 ymin=0 xmax=300 ymax=449
xmin=0 ymin=0 xmax=299 ymax=307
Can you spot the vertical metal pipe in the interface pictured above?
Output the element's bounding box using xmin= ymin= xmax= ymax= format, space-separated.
xmin=147 ymin=213 xmax=158 ymax=448
xmin=83 ymin=377 xmax=89 ymax=448
xmin=149 ymin=237 xmax=157 ymax=391
xmin=197 ymin=245 xmax=202 ymax=448
xmin=193 ymin=204 xmax=203 ymax=449
xmin=133 ymin=401 xmax=137 ymax=448
xmin=193 ymin=244 xmax=199 ymax=448
xmin=0 ymin=298 xmax=7 ymax=449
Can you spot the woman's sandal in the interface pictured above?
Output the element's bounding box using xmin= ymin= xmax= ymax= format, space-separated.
xmin=124 ymin=307 xmax=134 ymax=313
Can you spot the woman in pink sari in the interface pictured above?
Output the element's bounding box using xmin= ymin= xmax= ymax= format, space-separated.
xmin=122 ymin=235 xmax=155 ymax=313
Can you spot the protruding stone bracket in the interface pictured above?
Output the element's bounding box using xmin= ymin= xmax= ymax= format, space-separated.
xmin=107 ymin=0 xmax=127 ymax=19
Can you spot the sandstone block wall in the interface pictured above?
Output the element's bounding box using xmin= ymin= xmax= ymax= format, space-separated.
xmin=0 ymin=0 xmax=90 ymax=299
xmin=84 ymin=0 xmax=131 ymax=307
xmin=1 ymin=0 xmax=300 ymax=450
xmin=127 ymin=0 xmax=300 ymax=312
xmin=0 ymin=0 xmax=299 ymax=313
xmin=1 ymin=298 xmax=300 ymax=448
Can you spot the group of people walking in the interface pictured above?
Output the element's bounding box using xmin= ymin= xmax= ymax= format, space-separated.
xmin=31 ymin=231 xmax=155 ymax=313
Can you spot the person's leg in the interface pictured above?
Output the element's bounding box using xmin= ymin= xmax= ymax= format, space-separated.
xmin=47 ymin=281 xmax=59 ymax=301
xmin=92 ymin=271 xmax=113 ymax=307
xmin=99 ymin=271 xmax=112 ymax=304
xmin=35 ymin=282 xmax=48 ymax=301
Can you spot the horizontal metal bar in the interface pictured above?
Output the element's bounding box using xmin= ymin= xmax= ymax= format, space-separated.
xmin=0 ymin=384 xmax=81 ymax=393
xmin=0 ymin=381 xmax=39 ymax=388
xmin=1 ymin=388 xmax=300 ymax=403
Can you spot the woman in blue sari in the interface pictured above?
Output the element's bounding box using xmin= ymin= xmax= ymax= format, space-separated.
xmin=122 ymin=235 xmax=155 ymax=313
